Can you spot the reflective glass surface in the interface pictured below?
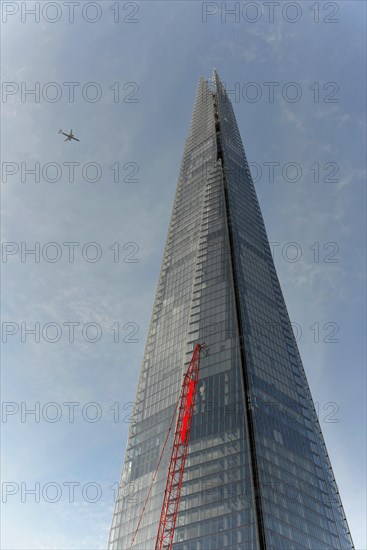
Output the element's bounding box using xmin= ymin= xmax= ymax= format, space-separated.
xmin=108 ymin=74 xmax=354 ymax=550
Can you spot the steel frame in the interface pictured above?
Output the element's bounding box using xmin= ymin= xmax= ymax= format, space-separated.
xmin=155 ymin=344 xmax=202 ymax=550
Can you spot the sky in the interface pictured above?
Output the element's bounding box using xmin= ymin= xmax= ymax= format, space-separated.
xmin=1 ymin=1 xmax=366 ymax=548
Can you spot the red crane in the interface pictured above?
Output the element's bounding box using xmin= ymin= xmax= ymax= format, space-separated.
xmin=130 ymin=343 xmax=203 ymax=550
xmin=155 ymin=343 xmax=202 ymax=549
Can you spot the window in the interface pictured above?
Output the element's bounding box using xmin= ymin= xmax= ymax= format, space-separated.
xmin=274 ymin=429 xmax=283 ymax=445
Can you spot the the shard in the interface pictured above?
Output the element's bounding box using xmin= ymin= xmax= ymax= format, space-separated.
xmin=108 ymin=71 xmax=354 ymax=549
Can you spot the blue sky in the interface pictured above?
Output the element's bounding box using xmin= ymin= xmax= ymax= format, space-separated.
xmin=1 ymin=1 xmax=366 ymax=548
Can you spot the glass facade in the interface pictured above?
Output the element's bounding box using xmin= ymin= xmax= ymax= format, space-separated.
xmin=108 ymin=72 xmax=354 ymax=549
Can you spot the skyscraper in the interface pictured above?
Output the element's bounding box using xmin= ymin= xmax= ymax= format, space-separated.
xmin=108 ymin=71 xmax=354 ymax=549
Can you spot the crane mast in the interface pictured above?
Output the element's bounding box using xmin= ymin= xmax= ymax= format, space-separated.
xmin=155 ymin=343 xmax=202 ymax=549
xmin=130 ymin=344 xmax=203 ymax=550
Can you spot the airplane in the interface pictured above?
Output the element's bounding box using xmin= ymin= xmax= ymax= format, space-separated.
xmin=58 ymin=129 xmax=80 ymax=142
